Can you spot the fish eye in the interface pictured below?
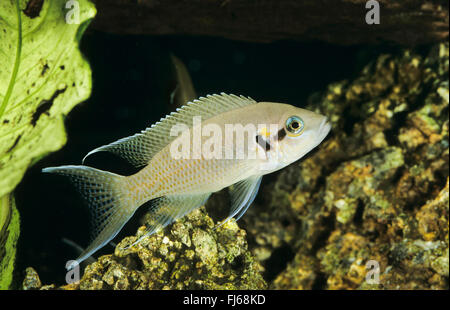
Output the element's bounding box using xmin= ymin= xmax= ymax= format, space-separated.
xmin=285 ymin=116 xmax=304 ymax=136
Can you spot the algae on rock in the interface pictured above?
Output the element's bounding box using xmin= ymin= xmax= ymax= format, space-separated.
xmin=244 ymin=43 xmax=449 ymax=289
xmin=33 ymin=207 xmax=266 ymax=290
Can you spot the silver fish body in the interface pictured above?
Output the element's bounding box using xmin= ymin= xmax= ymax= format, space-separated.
xmin=43 ymin=93 xmax=331 ymax=268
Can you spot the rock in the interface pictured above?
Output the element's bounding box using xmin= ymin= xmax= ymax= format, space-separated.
xmin=70 ymin=208 xmax=266 ymax=290
xmin=271 ymin=252 xmax=317 ymax=290
xmin=244 ymin=42 xmax=449 ymax=289
xmin=318 ymin=232 xmax=372 ymax=289
xmin=22 ymin=267 xmax=42 ymax=290
xmin=416 ymin=180 xmax=449 ymax=242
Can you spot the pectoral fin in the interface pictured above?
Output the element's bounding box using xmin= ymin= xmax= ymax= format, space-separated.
xmin=217 ymin=175 xmax=262 ymax=227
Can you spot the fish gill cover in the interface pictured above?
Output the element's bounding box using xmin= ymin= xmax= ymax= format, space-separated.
xmin=0 ymin=0 xmax=96 ymax=289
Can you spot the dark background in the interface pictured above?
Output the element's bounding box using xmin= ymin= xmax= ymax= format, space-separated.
xmin=13 ymin=31 xmax=399 ymax=286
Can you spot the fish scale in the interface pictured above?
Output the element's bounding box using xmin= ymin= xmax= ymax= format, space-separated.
xmin=42 ymin=93 xmax=331 ymax=269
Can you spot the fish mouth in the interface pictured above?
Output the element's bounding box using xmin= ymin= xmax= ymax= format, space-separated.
xmin=318 ymin=118 xmax=332 ymax=142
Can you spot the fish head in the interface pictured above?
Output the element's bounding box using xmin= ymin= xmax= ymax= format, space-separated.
xmin=258 ymin=103 xmax=331 ymax=171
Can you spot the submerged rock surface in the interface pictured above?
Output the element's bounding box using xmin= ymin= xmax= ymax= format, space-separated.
xmin=24 ymin=208 xmax=266 ymax=290
xmin=24 ymin=43 xmax=448 ymax=290
xmin=243 ymin=42 xmax=449 ymax=290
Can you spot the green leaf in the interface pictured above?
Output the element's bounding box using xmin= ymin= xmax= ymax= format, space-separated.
xmin=0 ymin=0 xmax=96 ymax=199
xmin=0 ymin=194 xmax=20 ymax=289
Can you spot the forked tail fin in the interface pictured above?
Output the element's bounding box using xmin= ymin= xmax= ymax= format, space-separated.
xmin=42 ymin=165 xmax=137 ymax=270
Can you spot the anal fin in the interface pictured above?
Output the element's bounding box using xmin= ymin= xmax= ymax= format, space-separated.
xmin=217 ymin=175 xmax=262 ymax=228
xmin=125 ymin=192 xmax=211 ymax=248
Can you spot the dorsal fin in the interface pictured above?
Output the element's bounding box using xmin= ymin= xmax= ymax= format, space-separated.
xmin=82 ymin=93 xmax=257 ymax=167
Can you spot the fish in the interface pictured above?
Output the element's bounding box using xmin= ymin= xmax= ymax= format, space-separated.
xmin=42 ymin=93 xmax=331 ymax=269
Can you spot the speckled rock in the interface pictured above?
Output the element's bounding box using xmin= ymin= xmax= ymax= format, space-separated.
xmin=73 ymin=207 xmax=266 ymax=290
xmin=22 ymin=267 xmax=42 ymax=290
xmin=251 ymin=42 xmax=449 ymax=290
